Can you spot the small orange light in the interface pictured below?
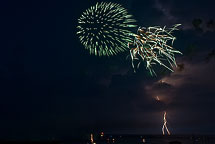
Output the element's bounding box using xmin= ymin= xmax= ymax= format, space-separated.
xmin=100 ymin=132 xmax=104 ymax=137
xmin=112 ymin=138 xmax=115 ymax=143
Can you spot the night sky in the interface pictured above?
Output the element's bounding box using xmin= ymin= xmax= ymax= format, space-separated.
xmin=0 ymin=0 xmax=215 ymax=141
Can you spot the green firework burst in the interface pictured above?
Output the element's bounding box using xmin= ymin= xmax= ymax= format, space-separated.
xmin=77 ymin=2 xmax=137 ymax=56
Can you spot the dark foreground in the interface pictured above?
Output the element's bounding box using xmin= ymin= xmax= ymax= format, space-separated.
xmin=1 ymin=135 xmax=215 ymax=144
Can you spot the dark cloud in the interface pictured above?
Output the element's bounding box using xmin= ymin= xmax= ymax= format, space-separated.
xmin=77 ymin=50 xmax=215 ymax=135
xmin=152 ymin=0 xmax=215 ymax=32
xmin=135 ymin=53 xmax=215 ymax=134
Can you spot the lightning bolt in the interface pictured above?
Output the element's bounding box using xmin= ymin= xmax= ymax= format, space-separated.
xmin=154 ymin=96 xmax=171 ymax=135
xmin=162 ymin=111 xmax=171 ymax=135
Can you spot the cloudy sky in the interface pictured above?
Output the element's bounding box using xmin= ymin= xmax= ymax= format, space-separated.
xmin=0 ymin=0 xmax=215 ymax=140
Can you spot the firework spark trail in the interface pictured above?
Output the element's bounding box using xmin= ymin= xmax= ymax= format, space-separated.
xmin=77 ymin=2 xmax=137 ymax=56
xmin=128 ymin=24 xmax=182 ymax=76
xmin=162 ymin=111 xmax=171 ymax=135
